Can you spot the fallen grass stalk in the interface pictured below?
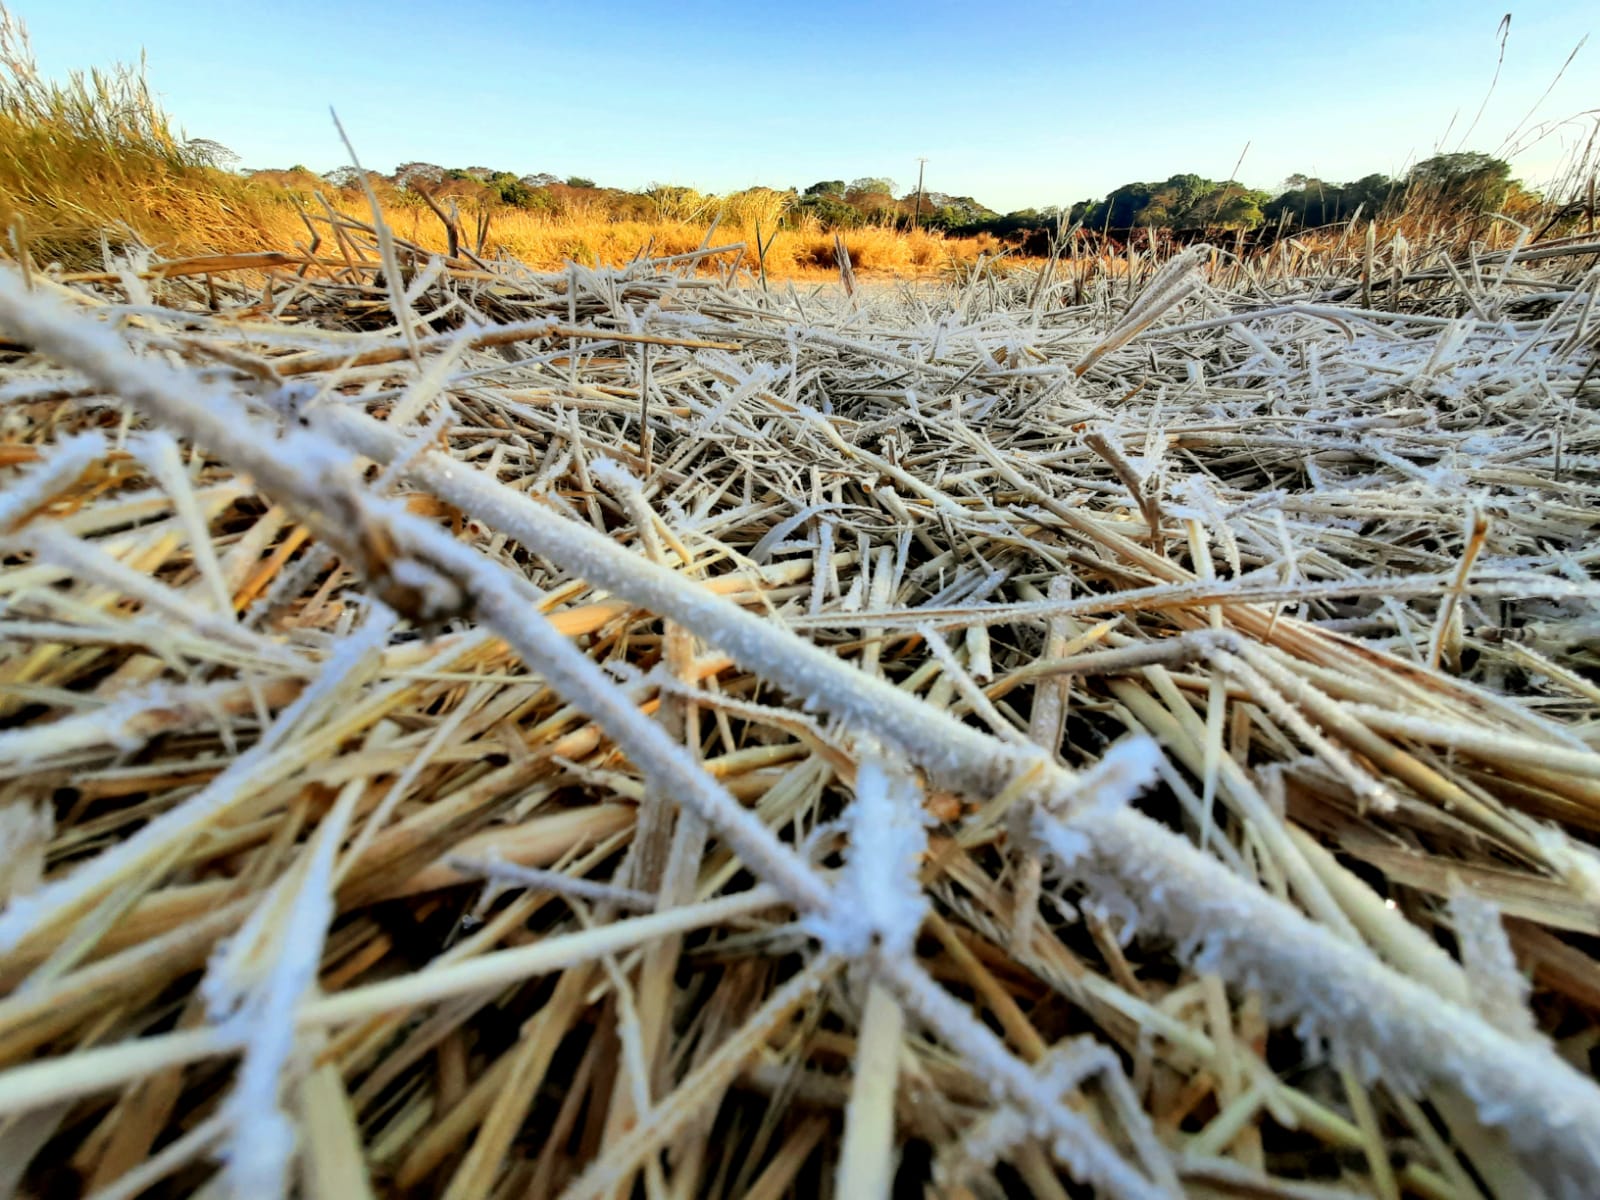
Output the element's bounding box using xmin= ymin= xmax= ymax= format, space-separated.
xmin=0 ymin=886 xmax=786 ymax=1117
xmin=1035 ymin=804 xmax=1600 ymax=1190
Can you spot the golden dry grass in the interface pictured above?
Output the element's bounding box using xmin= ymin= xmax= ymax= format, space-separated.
xmin=0 ymin=10 xmax=312 ymax=268
xmin=373 ymin=204 xmax=998 ymax=279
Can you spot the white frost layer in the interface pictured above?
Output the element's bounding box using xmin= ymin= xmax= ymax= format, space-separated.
xmin=1036 ymin=803 xmax=1600 ymax=1198
xmin=804 ymin=749 xmax=930 ymax=961
xmin=1448 ymin=879 xmax=1537 ymax=1042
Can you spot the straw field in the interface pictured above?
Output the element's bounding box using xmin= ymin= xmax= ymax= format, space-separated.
xmin=0 ymin=150 xmax=1599 ymax=1200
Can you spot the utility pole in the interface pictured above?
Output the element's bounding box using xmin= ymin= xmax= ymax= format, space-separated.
xmin=913 ymin=157 xmax=927 ymax=230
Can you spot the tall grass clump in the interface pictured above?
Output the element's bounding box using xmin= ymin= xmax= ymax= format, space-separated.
xmin=715 ymin=185 xmax=792 ymax=234
xmin=0 ymin=6 xmax=300 ymax=266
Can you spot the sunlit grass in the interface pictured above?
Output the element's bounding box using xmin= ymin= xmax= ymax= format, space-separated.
xmin=0 ymin=9 xmax=318 ymax=266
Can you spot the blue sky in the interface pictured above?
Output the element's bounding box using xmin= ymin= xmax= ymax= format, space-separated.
xmin=16 ymin=1 xmax=1597 ymax=211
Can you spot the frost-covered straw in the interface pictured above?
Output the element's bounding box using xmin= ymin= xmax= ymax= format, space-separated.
xmin=936 ymin=1037 xmax=1177 ymax=1193
xmin=0 ymin=265 xmax=1193 ymax=1200
xmin=1073 ymin=244 xmax=1211 ymax=376
xmin=0 ymin=608 xmax=392 ymax=953
xmin=877 ymin=953 xmax=1176 ymax=1200
xmin=309 ymin=400 xmax=1068 ymax=804
xmin=0 ymin=268 xmax=832 ymax=922
xmin=28 ymin=266 xmax=1596 ymax=1182
xmin=7 ymin=255 xmax=1600 ymax=1193
xmin=1035 ymin=801 xmax=1600 ymax=1195
xmin=0 ymin=430 xmax=105 ymax=532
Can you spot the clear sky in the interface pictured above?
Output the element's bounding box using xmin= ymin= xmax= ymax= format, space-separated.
xmin=15 ymin=1 xmax=1597 ymax=212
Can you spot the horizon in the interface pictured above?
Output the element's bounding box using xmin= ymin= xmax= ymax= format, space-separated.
xmin=13 ymin=1 xmax=1598 ymax=213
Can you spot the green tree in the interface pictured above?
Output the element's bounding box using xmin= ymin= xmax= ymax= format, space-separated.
xmin=1197 ymin=186 xmax=1271 ymax=229
xmin=1136 ymin=186 xmax=1181 ymax=227
xmin=795 ymin=192 xmax=861 ymax=228
xmin=1083 ymin=182 xmax=1155 ymax=229
xmin=921 ymin=192 xmax=997 ymax=229
xmin=483 ymin=170 xmax=533 ymax=207
xmin=1264 ymin=173 xmax=1400 ymax=227
xmin=804 ymin=180 xmax=846 ymax=197
xmin=1126 ymin=175 xmax=1264 ymax=230
xmin=1407 ymin=152 xmax=1513 ymax=214
xmin=1162 ymin=174 xmax=1208 ymax=212
xmin=1348 ymin=174 xmax=1400 ymax=213
xmin=846 ymin=177 xmax=897 ymax=202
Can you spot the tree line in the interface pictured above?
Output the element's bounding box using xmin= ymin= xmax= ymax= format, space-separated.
xmin=1058 ymin=152 xmax=1526 ymax=235
xmin=247 ymin=152 xmax=1532 ymax=240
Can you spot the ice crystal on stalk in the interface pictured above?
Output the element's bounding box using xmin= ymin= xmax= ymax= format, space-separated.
xmin=1034 ymin=802 xmax=1600 ymax=1196
xmin=1037 ymin=735 xmax=1166 ymax=865
xmin=805 ymin=748 xmax=930 ymax=961
xmin=1449 ymin=879 xmax=1537 ymax=1042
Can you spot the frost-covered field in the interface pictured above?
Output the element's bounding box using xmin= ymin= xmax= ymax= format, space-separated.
xmin=0 ymin=233 xmax=1597 ymax=1199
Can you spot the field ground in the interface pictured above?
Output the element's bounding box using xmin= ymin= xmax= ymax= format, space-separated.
xmin=0 ymin=208 xmax=1597 ymax=1198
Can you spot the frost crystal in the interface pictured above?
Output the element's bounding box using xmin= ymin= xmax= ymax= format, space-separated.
xmin=1449 ymin=879 xmax=1537 ymax=1042
xmin=1037 ymin=735 xmax=1166 ymax=862
xmin=1036 ymin=804 xmax=1600 ymax=1194
xmin=588 ymin=456 xmax=640 ymax=494
xmin=805 ymin=749 xmax=930 ymax=960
